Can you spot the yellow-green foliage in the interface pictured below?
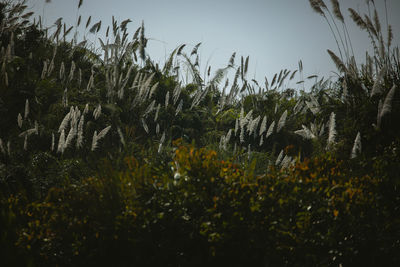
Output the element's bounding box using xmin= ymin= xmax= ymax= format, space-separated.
xmin=7 ymin=144 xmax=397 ymax=266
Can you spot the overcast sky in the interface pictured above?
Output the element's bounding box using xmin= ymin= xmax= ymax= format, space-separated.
xmin=26 ymin=0 xmax=400 ymax=89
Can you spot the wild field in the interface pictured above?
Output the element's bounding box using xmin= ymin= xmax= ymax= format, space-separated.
xmin=0 ymin=0 xmax=399 ymax=266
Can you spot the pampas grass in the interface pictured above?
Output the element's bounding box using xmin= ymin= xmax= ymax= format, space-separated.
xmin=378 ymin=84 xmax=397 ymax=126
xmin=17 ymin=113 xmax=22 ymax=128
xmin=24 ymin=99 xmax=29 ymax=119
xmin=277 ymin=110 xmax=287 ymax=133
xmin=57 ymin=129 xmax=65 ymax=153
xmin=266 ymin=121 xmax=275 ymax=139
xmin=91 ymin=125 xmax=111 ymax=151
xmin=351 ymin=132 xmax=361 ymax=158
xmin=327 ymin=112 xmax=336 ymax=148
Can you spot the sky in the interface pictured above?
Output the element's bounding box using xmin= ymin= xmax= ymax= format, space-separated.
xmin=25 ymin=0 xmax=400 ymax=89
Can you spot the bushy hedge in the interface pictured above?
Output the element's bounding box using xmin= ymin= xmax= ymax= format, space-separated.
xmin=2 ymin=144 xmax=397 ymax=266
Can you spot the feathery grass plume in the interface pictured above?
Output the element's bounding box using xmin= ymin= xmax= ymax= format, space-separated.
xmin=387 ymin=25 xmax=393 ymax=49
xmin=259 ymin=115 xmax=267 ymax=136
xmin=57 ymin=129 xmax=65 ymax=153
xmin=58 ymin=110 xmax=71 ymax=133
xmin=327 ymin=112 xmax=336 ymax=148
xmin=165 ymin=91 xmax=170 ymax=108
xmin=172 ymin=85 xmax=181 ymax=105
xmin=86 ymin=72 xmax=94 ymax=91
xmin=327 ymin=49 xmax=347 ymax=73
xmin=97 ymin=125 xmax=111 ymax=140
xmin=259 ymin=135 xmax=264 ymax=146
xmin=234 ymin=118 xmax=239 ymax=136
xmin=240 ymin=125 xmax=245 ymax=143
xmin=117 ymin=127 xmax=126 ymax=147
xmin=175 ymin=99 xmax=183 ymax=115
xmin=158 ymin=131 xmax=166 ymax=153
xmin=154 ymin=103 xmax=161 ymax=122
xmin=348 ymin=8 xmax=367 ymax=30
xmin=17 ymin=113 xmax=22 ymax=128
xmin=364 ymin=15 xmax=378 ymax=38
xmin=373 ymin=9 xmax=381 ymax=34
xmin=309 ymin=0 xmax=325 ymax=16
xmin=330 ymin=0 xmax=344 ymax=22
xmin=141 ymin=118 xmax=149 ymax=133
xmin=93 ymin=104 xmax=101 ymax=120
xmin=275 ymin=149 xmax=284 ymax=165
xmin=156 ymin=123 xmax=160 ymax=134
xmin=376 ymin=99 xmax=383 ymax=128
xmin=59 ymin=61 xmax=65 ymax=80
xmin=83 ymin=103 xmax=89 ymax=114
xmin=23 ymin=135 xmax=28 ymax=151
xmin=85 ymin=16 xmax=91 ymax=29
xmin=64 ymin=126 xmax=76 ymax=150
xmin=280 ymin=155 xmax=292 ymax=170
xmin=76 ymin=115 xmax=84 ymax=148
xmin=51 ymin=132 xmax=55 ymax=151
xmin=191 ymin=42 xmax=201 ymax=56
xmin=249 ymin=116 xmax=261 ymax=136
xmin=379 ymin=84 xmax=397 ymax=122
xmin=91 ymin=130 xmax=98 ymax=151
xmin=224 ymin=129 xmax=232 ymax=150
xmin=89 ymin=21 xmax=101 ymax=34
xmin=149 ymin=82 xmax=159 ymax=99
xmin=41 ymin=60 xmax=47 ymax=79
xmin=350 ymin=132 xmax=362 ymax=158
xmin=370 ymin=67 xmax=386 ymax=97
xmin=0 ymin=138 xmax=5 ymax=154
xmin=277 ymin=110 xmax=287 ymax=133
xmin=68 ymin=60 xmax=75 ymax=82
xmin=143 ymin=100 xmax=155 ymax=117
xmin=295 ymin=125 xmax=316 ymax=140
xmin=24 ymin=99 xmax=29 ymax=119
xmin=266 ymin=121 xmax=275 ymax=139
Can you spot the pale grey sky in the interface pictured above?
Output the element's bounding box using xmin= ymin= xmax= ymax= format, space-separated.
xmin=26 ymin=0 xmax=400 ymax=89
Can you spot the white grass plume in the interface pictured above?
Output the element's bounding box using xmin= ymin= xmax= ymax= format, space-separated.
xmin=17 ymin=113 xmax=23 ymax=128
xmin=350 ymin=132 xmax=361 ymax=159
xmin=165 ymin=91 xmax=170 ymax=108
xmin=93 ymin=104 xmax=101 ymax=120
xmin=51 ymin=133 xmax=55 ymax=151
xmin=141 ymin=118 xmax=149 ymax=133
xmin=266 ymin=121 xmax=275 ymax=139
xmin=24 ymin=99 xmax=29 ymax=119
xmin=277 ymin=110 xmax=287 ymax=132
xmin=327 ymin=112 xmax=336 ymax=148
xmin=259 ymin=115 xmax=267 ymax=136
xmin=175 ymin=99 xmax=183 ymax=115
xmin=91 ymin=125 xmax=111 ymax=151
xmin=76 ymin=115 xmax=84 ymax=148
xmin=379 ymin=84 xmax=397 ymax=125
xmin=57 ymin=129 xmax=65 ymax=153
xmin=275 ymin=149 xmax=284 ymax=165
xmin=58 ymin=110 xmax=71 ymax=133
